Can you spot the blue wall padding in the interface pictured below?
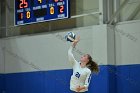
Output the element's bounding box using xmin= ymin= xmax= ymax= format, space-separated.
xmin=0 ymin=74 xmax=4 ymax=93
xmin=3 ymin=65 xmax=140 ymax=93
xmin=88 ymin=65 xmax=110 ymax=93
xmin=108 ymin=65 xmax=116 ymax=93
xmin=116 ymin=65 xmax=140 ymax=93
xmin=5 ymin=72 xmax=45 ymax=93
xmin=4 ymin=66 xmax=110 ymax=93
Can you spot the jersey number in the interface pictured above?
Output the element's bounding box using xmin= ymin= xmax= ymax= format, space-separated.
xmin=75 ymin=72 xmax=80 ymax=78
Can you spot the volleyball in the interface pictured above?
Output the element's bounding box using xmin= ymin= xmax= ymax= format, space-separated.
xmin=65 ymin=32 xmax=76 ymax=42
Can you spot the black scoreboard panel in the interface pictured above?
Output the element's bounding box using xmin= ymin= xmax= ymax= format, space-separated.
xmin=15 ymin=0 xmax=69 ymax=26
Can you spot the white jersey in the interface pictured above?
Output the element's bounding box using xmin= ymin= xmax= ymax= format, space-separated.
xmin=68 ymin=46 xmax=92 ymax=92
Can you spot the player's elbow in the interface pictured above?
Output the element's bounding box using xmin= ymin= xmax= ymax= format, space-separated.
xmin=68 ymin=50 xmax=73 ymax=58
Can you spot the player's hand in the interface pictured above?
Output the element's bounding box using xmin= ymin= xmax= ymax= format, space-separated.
xmin=76 ymin=86 xmax=81 ymax=92
xmin=72 ymin=36 xmax=80 ymax=47
xmin=76 ymin=85 xmax=86 ymax=92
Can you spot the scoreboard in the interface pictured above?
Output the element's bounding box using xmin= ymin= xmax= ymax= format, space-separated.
xmin=15 ymin=0 xmax=69 ymax=26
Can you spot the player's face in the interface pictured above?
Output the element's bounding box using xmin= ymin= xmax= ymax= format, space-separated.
xmin=80 ymin=54 xmax=89 ymax=64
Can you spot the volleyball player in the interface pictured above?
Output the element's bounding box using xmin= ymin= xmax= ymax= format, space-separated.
xmin=68 ymin=37 xmax=99 ymax=93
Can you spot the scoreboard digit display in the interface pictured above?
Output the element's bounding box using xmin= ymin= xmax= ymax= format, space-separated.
xmin=15 ymin=0 xmax=69 ymax=26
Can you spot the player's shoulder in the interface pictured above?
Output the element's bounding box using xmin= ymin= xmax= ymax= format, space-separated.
xmin=86 ymin=67 xmax=91 ymax=73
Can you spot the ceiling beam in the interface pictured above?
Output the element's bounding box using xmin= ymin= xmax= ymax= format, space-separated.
xmin=126 ymin=3 xmax=140 ymax=21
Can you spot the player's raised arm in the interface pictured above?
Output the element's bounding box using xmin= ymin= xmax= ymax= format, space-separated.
xmin=68 ymin=45 xmax=76 ymax=65
xmin=68 ymin=36 xmax=80 ymax=65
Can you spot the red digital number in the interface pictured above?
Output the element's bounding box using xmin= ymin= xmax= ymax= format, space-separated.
xmin=20 ymin=13 xmax=23 ymax=19
xmin=19 ymin=0 xmax=24 ymax=8
xmin=59 ymin=5 xmax=64 ymax=13
xmin=18 ymin=13 xmax=23 ymax=20
xmin=19 ymin=0 xmax=28 ymax=9
xmin=24 ymin=0 xmax=28 ymax=8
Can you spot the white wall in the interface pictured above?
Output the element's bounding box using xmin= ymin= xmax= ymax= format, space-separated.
xmin=107 ymin=25 xmax=115 ymax=65
xmin=3 ymin=18 xmax=140 ymax=73
xmin=115 ymin=20 xmax=140 ymax=65
xmin=0 ymin=25 xmax=110 ymax=73
xmin=0 ymin=1 xmax=1 ymax=27
xmin=0 ymin=40 xmax=4 ymax=73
